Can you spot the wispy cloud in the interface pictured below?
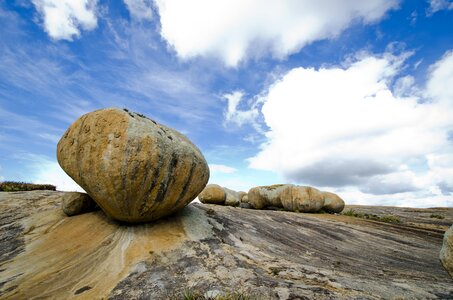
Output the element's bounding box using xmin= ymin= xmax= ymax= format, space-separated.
xmin=123 ymin=0 xmax=153 ymax=21
xmin=427 ymin=0 xmax=453 ymax=15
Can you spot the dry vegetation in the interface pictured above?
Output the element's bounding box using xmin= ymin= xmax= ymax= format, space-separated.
xmin=342 ymin=209 xmax=401 ymax=224
xmin=0 ymin=181 xmax=56 ymax=192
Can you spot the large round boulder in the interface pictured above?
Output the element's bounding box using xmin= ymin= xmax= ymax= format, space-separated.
xmin=57 ymin=108 xmax=209 ymax=223
xmin=248 ymin=184 xmax=290 ymax=209
xmin=198 ymin=184 xmax=226 ymax=204
xmin=280 ymin=186 xmax=324 ymax=213
xmin=440 ymin=225 xmax=453 ymax=278
xmin=322 ymin=191 xmax=345 ymax=213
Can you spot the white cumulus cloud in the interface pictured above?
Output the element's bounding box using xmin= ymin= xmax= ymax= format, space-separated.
xmin=123 ymin=0 xmax=153 ymax=21
xmin=31 ymin=0 xmax=98 ymax=40
xmin=153 ymin=0 xmax=399 ymax=66
xmin=247 ymin=50 xmax=453 ymax=203
xmin=209 ymin=164 xmax=237 ymax=174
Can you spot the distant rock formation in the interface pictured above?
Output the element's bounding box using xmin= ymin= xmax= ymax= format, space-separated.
xmin=62 ymin=192 xmax=98 ymax=216
xmin=441 ymin=224 xmax=453 ymax=278
xmin=219 ymin=184 xmax=346 ymax=214
xmin=57 ymin=108 xmax=209 ymax=223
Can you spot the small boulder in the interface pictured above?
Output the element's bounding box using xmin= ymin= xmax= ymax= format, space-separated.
xmin=241 ymin=194 xmax=249 ymax=204
xmin=239 ymin=191 xmax=247 ymax=201
xmin=322 ymin=192 xmax=345 ymax=213
xmin=198 ymin=184 xmax=226 ymax=204
xmin=280 ymin=186 xmax=324 ymax=213
xmin=440 ymin=225 xmax=453 ymax=278
xmin=62 ymin=192 xmax=98 ymax=216
xmin=57 ymin=108 xmax=209 ymax=223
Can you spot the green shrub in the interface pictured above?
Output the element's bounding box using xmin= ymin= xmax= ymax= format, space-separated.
xmin=430 ymin=214 xmax=445 ymax=219
xmin=342 ymin=209 xmax=401 ymax=224
xmin=0 ymin=181 xmax=56 ymax=192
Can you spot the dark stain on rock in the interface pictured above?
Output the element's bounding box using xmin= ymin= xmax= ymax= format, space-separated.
xmin=74 ymin=285 xmax=92 ymax=295
xmin=0 ymin=207 xmax=25 ymax=264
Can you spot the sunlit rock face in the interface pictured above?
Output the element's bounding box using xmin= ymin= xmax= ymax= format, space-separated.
xmin=321 ymin=191 xmax=345 ymax=213
xmin=198 ymin=184 xmax=226 ymax=204
xmin=280 ymin=186 xmax=325 ymax=213
xmin=1 ymin=191 xmax=452 ymax=299
xmin=57 ymin=107 xmax=209 ymax=223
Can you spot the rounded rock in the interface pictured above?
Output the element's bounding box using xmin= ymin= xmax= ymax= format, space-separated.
xmin=440 ymin=225 xmax=453 ymax=278
xmin=280 ymin=186 xmax=325 ymax=213
xmin=224 ymin=188 xmax=241 ymax=207
xmin=62 ymin=192 xmax=98 ymax=216
xmin=198 ymin=184 xmax=226 ymax=204
xmin=239 ymin=191 xmax=247 ymax=201
xmin=248 ymin=184 xmax=290 ymax=209
xmin=57 ymin=108 xmax=209 ymax=223
xmin=322 ymin=191 xmax=345 ymax=213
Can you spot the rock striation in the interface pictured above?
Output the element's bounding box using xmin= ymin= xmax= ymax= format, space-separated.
xmin=62 ymin=192 xmax=98 ymax=216
xmin=0 ymin=191 xmax=452 ymax=299
xmin=441 ymin=224 xmax=453 ymax=278
xmin=57 ymin=108 xmax=209 ymax=223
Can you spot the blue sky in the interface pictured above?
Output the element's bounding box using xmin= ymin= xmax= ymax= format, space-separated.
xmin=1 ymin=0 xmax=453 ymax=207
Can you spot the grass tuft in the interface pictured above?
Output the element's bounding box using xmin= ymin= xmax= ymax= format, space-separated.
xmin=429 ymin=214 xmax=445 ymax=219
xmin=0 ymin=181 xmax=56 ymax=192
xmin=167 ymin=288 xmax=258 ymax=300
xmin=342 ymin=209 xmax=401 ymax=224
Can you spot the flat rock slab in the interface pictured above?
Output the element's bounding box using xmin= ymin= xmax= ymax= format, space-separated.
xmin=0 ymin=191 xmax=452 ymax=299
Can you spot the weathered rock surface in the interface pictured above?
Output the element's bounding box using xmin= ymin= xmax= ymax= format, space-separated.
xmin=1 ymin=191 xmax=453 ymax=299
xmin=62 ymin=192 xmax=98 ymax=216
xmin=247 ymin=184 xmax=326 ymax=213
xmin=322 ymin=191 xmax=345 ymax=213
xmin=224 ymin=187 xmax=241 ymax=207
xmin=280 ymin=185 xmax=325 ymax=213
xmin=248 ymin=184 xmax=290 ymax=209
xmin=57 ymin=108 xmax=209 ymax=223
xmin=198 ymin=184 xmax=226 ymax=204
xmin=441 ymin=225 xmax=453 ymax=278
